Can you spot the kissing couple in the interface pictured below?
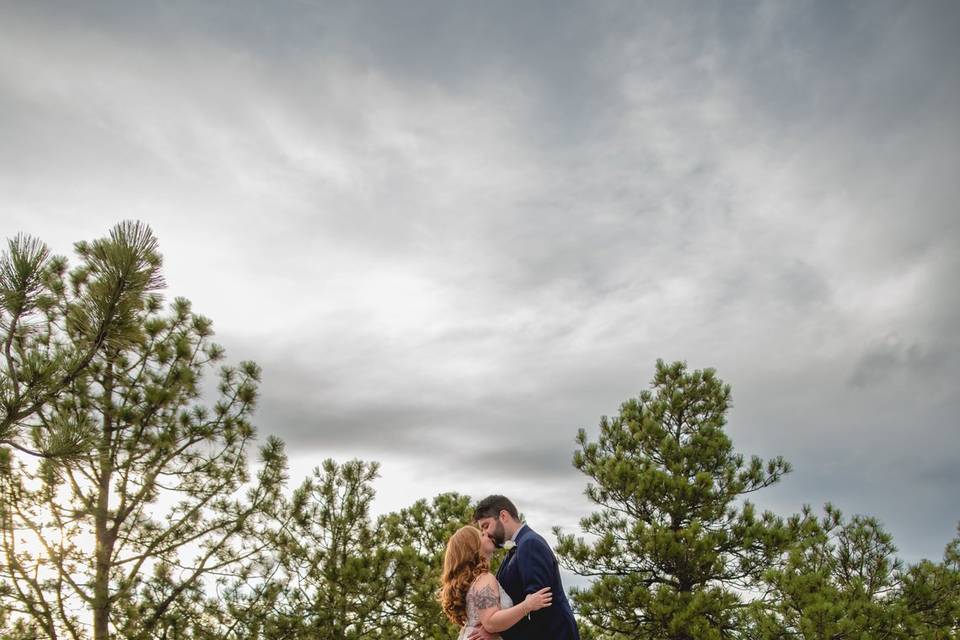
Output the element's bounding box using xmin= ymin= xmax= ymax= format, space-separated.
xmin=440 ymin=495 xmax=580 ymax=640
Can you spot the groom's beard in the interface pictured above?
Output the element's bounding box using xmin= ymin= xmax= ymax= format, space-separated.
xmin=492 ymin=521 xmax=507 ymax=548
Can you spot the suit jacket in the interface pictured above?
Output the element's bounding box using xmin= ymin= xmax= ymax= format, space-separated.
xmin=495 ymin=525 xmax=580 ymax=640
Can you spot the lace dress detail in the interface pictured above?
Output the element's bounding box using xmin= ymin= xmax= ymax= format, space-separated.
xmin=457 ymin=578 xmax=514 ymax=640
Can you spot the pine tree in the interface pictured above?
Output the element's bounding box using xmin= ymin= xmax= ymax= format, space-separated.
xmin=258 ymin=459 xmax=395 ymax=639
xmin=555 ymin=360 xmax=793 ymax=640
xmin=0 ymin=223 xmax=163 ymax=458
xmin=0 ymin=223 xmax=288 ymax=640
xmin=899 ymin=524 xmax=960 ymax=640
xmin=379 ymin=492 xmax=474 ymax=640
xmin=215 ymin=481 xmax=475 ymax=640
xmin=747 ymin=504 xmax=906 ymax=639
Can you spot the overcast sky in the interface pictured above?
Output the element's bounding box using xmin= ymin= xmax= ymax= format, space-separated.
xmin=2 ymin=0 xmax=958 ymax=567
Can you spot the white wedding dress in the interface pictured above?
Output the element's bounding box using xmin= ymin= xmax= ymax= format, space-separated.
xmin=457 ymin=579 xmax=514 ymax=640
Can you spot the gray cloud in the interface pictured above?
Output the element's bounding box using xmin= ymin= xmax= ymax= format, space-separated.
xmin=849 ymin=338 xmax=952 ymax=387
xmin=2 ymin=0 xmax=958 ymax=563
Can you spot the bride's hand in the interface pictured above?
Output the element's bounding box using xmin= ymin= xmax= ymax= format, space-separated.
xmin=522 ymin=587 xmax=552 ymax=613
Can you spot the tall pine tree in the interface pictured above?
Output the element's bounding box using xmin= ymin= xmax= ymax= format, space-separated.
xmin=556 ymin=360 xmax=792 ymax=640
xmin=0 ymin=223 xmax=288 ymax=640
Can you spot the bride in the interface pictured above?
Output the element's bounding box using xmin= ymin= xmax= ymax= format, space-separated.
xmin=439 ymin=525 xmax=552 ymax=640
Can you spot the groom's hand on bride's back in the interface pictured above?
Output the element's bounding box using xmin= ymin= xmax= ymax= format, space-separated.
xmin=467 ymin=627 xmax=497 ymax=640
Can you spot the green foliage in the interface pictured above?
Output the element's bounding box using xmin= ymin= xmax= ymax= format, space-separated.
xmin=747 ymin=504 xmax=906 ymax=639
xmin=379 ymin=492 xmax=475 ymax=639
xmin=0 ymin=224 xmax=287 ymax=640
xmin=555 ymin=360 xmax=793 ymax=640
xmin=0 ymin=222 xmax=164 ymax=454
xmin=898 ymin=525 xmax=960 ymax=640
xmin=237 ymin=458 xmax=394 ymax=639
xmin=217 ymin=471 xmax=476 ymax=640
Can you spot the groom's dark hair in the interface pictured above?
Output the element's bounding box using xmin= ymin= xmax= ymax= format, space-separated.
xmin=474 ymin=495 xmax=519 ymax=522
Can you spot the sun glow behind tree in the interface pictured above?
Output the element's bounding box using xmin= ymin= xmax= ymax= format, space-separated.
xmin=0 ymin=223 xmax=288 ymax=640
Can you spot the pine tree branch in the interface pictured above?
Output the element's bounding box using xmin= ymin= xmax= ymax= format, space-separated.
xmin=1 ymin=504 xmax=62 ymax=639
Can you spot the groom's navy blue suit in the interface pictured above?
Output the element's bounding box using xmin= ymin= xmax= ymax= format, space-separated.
xmin=495 ymin=525 xmax=580 ymax=640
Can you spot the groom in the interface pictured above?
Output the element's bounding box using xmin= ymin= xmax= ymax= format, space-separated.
xmin=469 ymin=495 xmax=580 ymax=640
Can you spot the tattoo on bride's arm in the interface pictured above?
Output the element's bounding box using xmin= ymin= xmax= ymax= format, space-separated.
xmin=468 ymin=585 xmax=500 ymax=610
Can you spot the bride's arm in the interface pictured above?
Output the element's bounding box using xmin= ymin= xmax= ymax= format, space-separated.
xmin=469 ymin=574 xmax=552 ymax=634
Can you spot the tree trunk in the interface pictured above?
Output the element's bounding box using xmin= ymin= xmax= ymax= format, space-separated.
xmin=93 ymin=363 xmax=116 ymax=640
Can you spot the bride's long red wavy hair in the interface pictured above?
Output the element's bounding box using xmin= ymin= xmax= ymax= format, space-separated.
xmin=439 ymin=525 xmax=490 ymax=626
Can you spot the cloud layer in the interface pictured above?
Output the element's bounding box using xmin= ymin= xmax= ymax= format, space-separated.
xmin=1 ymin=0 xmax=958 ymax=562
